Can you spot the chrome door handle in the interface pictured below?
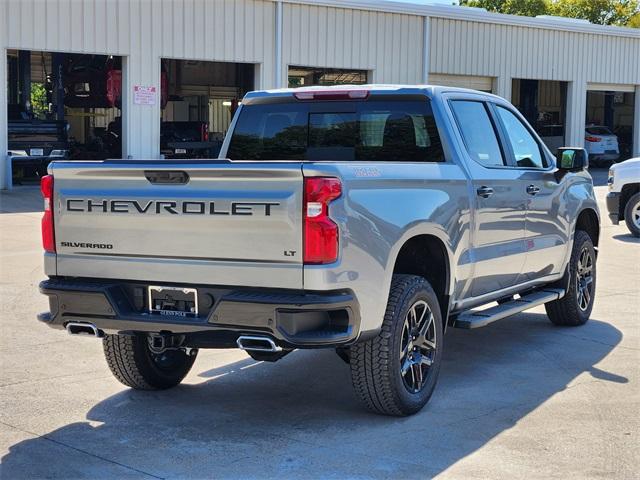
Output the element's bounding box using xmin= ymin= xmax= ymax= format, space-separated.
xmin=476 ymin=186 xmax=494 ymax=198
xmin=526 ymin=184 xmax=541 ymax=196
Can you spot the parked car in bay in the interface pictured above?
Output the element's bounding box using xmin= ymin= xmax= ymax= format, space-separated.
xmin=607 ymin=157 xmax=640 ymax=237
xmin=585 ymin=125 xmax=619 ymax=167
xmin=8 ymin=105 xmax=70 ymax=181
xmin=160 ymin=121 xmax=221 ymax=159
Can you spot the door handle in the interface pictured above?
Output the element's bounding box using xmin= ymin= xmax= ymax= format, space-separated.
xmin=476 ymin=186 xmax=494 ymax=198
xmin=526 ymin=184 xmax=541 ymax=196
xmin=145 ymin=170 xmax=189 ymax=185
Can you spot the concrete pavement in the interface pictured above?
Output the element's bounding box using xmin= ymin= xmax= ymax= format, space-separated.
xmin=0 ymin=169 xmax=638 ymax=479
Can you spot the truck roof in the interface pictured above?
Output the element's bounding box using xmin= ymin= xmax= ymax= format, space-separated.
xmin=243 ymin=84 xmax=504 ymax=103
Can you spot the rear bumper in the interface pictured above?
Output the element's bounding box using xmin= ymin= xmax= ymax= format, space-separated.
xmin=38 ymin=278 xmax=361 ymax=349
xmin=10 ymin=155 xmax=48 ymax=169
xmin=606 ymin=191 xmax=621 ymax=224
xmin=588 ymin=153 xmax=619 ymax=162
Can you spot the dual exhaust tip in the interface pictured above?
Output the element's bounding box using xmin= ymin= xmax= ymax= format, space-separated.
xmin=66 ymin=325 xmax=281 ymax=353
xmin=66 ymin=322 xmax=103 ymax=338
xmin=236 ymin=335 xmax=282 ymax=353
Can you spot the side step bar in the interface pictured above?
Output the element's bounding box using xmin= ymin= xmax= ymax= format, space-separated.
xmin=453 ymin=288 xmax=565 ymax=329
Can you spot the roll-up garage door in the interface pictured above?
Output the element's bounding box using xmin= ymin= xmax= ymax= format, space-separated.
xmin=587 ymin=83 xmax=635 ymax=93
xmin=429 ymin=74 xmax=494 ymax=93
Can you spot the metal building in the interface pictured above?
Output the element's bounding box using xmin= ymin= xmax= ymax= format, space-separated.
xmin=1 ymin=0 xmax=639 ymax=189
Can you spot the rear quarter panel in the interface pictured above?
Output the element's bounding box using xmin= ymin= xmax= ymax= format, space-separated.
xmin=302 ymin=162 xmax=471 ymax=334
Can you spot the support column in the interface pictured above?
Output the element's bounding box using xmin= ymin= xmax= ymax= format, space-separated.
xmin=633 ymin=85 xmax=640 ymax=157
xmin=565 ymin=79 xmax=587 ymax=147
xmin=1 ymin=48 xmax=8 ymax=190
xmin=275 ymin=0 xmax=284 ymax=88
xmin=121 ymin=55 xmax=162 ymax=159
xmin=422 ymin=16 xmax=430 ymax=84
xmin=494 ymin=75 xmax=512 ymax=101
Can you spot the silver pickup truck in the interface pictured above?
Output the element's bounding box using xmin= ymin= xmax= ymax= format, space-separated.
xmin=38 ymin=86 xmax=600 ymax=416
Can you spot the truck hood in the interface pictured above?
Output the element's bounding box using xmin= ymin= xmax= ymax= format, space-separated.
xmin=610 ymin=157 xmax=640 ymax=173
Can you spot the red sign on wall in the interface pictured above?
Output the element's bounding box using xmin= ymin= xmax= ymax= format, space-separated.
xmin=133 ymin=85 xmax=157 ymax=105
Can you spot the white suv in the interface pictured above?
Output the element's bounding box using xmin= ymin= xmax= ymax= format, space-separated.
xmin=607 ymin=157 xmax=640 ymax=237
xmin=585 ymin=125 xmax=620 ymax=167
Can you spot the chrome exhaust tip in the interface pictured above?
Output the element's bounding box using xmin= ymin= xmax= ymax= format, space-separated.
xmin=236 ymin=335 xmax=282 ymax=352
xmin=66 ymin=322 xmax=103 ymax=338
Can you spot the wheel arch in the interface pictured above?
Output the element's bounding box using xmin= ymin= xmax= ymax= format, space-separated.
xmin=390 ymin=233 xmax=452 ymax=328
xmin=575 ymin=207 xmax=600 ymax=250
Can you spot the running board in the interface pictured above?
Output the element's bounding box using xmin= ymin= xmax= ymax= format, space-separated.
xmin=453 ymin=288 xmax=565 ymax=329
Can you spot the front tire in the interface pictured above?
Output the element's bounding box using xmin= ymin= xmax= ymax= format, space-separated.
xmin=350 ymin=275 xmax=443 ymax=416
xmin=103 ymin=334 xmax=197 ymax=390
xmin=623 ymin=192 xmax=640 ymax=237
xmin=545 ymin=230 xmax=596 ymax=326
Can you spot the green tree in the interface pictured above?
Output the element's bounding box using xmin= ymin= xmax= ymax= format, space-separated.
xmin=549 ymin=0 xmax=639 ymax=27
xmin=30 ymin=83 xmax=48 ymax=119
xmin=460 ymin=0 xmax=640 ymax=27
xmin=460 ymin=0 xmax=549 ymax=17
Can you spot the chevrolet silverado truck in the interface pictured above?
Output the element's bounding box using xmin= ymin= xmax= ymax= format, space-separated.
xmin=38 ymin=86 xmax=600 ymax=416
xmin=606 ymin=157 xmax=640 ymax=237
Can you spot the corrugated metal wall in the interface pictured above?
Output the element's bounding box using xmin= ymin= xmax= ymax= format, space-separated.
xmin=282 ymin=3 xmax=424 ymax=84
xmin=1 ymin=0 xmax=639 ymax=188
xmin=429 ymin=18 xmax=640 ymax=144
xmin=2 ymin=0 xmax=275 ymax=173
xmin=5 ymin=0 xmax=276 ymax=64
xmin=429 ymin=18 xmax=640 ymax=85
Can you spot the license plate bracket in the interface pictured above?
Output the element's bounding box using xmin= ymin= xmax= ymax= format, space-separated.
xmin=148 ymin=286 xmax=198 ymax=317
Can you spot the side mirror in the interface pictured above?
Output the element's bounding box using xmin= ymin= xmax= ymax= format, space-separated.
xmin=556 ymin=147 xmax=588 ymax=171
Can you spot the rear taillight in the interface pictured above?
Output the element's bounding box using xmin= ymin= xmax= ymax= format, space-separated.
xmin=202 ymin=123 xmax=209 ymax=142
xmin=585 ymin=136 xmax=601 ymax=142
xmin=303 ymin=177 xmax=342 ymax=264
xmin=41 ymin=175 xmax=55 ymax=253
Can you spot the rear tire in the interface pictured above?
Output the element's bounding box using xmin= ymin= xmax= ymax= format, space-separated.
xmin=623 ymin=192 xmax=640 ymax=237
xmin=545 ymin=230 xmax=596 ymax=326
xmin=103 ymin=334 xmax=197 ymax=390
xmin=350 ymin=274 xmax=443 ymax=416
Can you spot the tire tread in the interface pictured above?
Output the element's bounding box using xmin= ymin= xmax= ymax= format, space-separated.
xmin=545 ymin=230 xmax=595 ymax=326
xmin=350 ymin=274 xmax=441 ymax=416
xmin=103 ymin=334 xmax=195 ymax=390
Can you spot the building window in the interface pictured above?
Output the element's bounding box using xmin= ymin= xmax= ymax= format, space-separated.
xmin=288 ymin=66 xmax=368 ymax=88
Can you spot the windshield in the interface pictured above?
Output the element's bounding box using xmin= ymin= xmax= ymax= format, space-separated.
xmin=227 ymin=99 xmax=444 ymax=162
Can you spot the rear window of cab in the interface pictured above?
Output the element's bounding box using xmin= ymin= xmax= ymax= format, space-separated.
xmin=227 ymin=99 xmax=445 ymax=162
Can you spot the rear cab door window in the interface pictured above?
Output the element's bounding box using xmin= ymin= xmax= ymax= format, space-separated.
xmin=449 ymin=100 xmax=505 ymax=168
xmin=493 ymin=105 xmax=548 ymax=169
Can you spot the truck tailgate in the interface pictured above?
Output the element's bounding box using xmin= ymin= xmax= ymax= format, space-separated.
xmin=51 ymin=160 xmax=304 ymax=289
